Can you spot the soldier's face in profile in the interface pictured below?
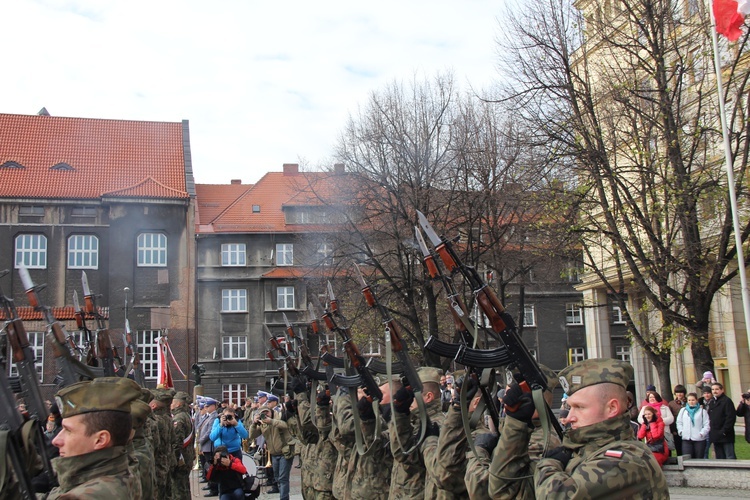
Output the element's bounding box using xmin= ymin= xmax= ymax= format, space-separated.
xmin=563 ymin=386 xmax=611 ymax=430
xmin=52 ymin=415 xmax=99 ymax=458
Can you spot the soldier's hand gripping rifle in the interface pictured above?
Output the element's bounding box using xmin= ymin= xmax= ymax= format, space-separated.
xmin=354 ymin=263 xmax=428 ymax=452
xmin=18 ymin=267 xmax=96 ymax=387
xmin=0 ymin=270 xmax=56 ymax=492
xmin=417 ymin=211 xmax=564 ymax=439
xmin=81 ymin=271 xmax=119 ymax=377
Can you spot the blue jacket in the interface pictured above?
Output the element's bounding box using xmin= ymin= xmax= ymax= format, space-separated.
xmin=209 ymin=417 xmax=249 ymax=453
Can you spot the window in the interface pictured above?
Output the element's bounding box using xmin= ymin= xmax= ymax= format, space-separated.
xmin=221 ymin=243 xmax=246 ymax=266
xmin=569 ymin=347 xmax=586 ymax=363
xmin=317 ymin=242 xmax=334 ymax=266
xmin=137 ymin=233 xmax=167 ymax=267
xmin=320 ymin=333 xmax=337 ymax=355
xmin=8 ymin=331 xmax=44 ymax=381
xmin=615 ymin=345 xmax=631 ymax=363
xmin=252 ymin=205 xmax=261 ymax=213
xmin=223 ymin=384 xmax=247 ymax=407
xmin=566 ymin=303 xmax=583 ymax=325
xmin=19 ymin=206 xmax=44 ymax=216
xmin=71 ymin=206 xmax=96 ymax=217
xmin=612 ymin=305 xmax=626 ymax=324
xmin=366 ymin=339 xmax=381 ymax=356
xmin=137 ymin=330 xmax=161 ymax=380
xmin=276 ymin=244 xmax=293 ymax=266
xmin=277 ymin=286 xmax=295 ymax=310
xmin=222 ymin=336 xmax=247 ymax=359
xmin=222 ymin=289 xmax=248 ymax=312
xmin=68 ymin=235 xmax=99 ymax=269
xmin=15 ymin=234 xmax=47 ymax=269
xmin=523 ymin=305 xmax=536 ymax=327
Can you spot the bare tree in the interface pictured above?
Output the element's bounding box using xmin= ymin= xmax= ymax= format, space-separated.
xmin=496 ymin=0 xmax=750 ymax=392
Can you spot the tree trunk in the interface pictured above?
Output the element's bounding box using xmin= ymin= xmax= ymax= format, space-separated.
xmin=689 ymin=331 xmax=714 ymax=382
xmin=650 ymin=352 xmax=673 ymax=401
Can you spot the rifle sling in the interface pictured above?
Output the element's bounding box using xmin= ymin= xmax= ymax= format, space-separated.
xmin=533 ymin=387 xmax=556 ymax=456
xmin=386 ymin=333 xmax=428 ymax=456
xmin=348 ymin=385 xmax=382 ymax=457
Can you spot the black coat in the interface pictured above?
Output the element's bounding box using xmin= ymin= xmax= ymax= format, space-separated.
xmin=737 ymin=400 xmax=750 ymax=443
xmin=708 ymin=393 xmax=736 ymax=443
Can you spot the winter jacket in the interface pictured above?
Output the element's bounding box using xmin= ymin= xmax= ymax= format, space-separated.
xmin=199 ymin=411 xmax=219 ymax=453
xmin=708 ymin=393 xmax=736 ymax=443
xmin=637 ymin=412 xmax=669 ymax=466
xmin=676 ymin=406 xmax=710 ymax=442
xmin=207 ymin=455 xmax=247 ymax=494
xmin=210 ymin=417 xmax=249 ymax=454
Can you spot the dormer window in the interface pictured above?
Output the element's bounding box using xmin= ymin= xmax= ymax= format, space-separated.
xmin=0 ymin=161 xmax=24 ymax=169
xmin=50 ymin=162 xmax=75 ymax=171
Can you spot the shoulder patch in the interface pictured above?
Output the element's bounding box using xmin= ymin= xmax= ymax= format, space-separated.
xmin=604 ymin=449 xmax=623 ymax=459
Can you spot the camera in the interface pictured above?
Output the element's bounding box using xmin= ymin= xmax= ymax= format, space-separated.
xmin=742 ymin=392 xmax=750 ymax=400
xmin=225 ymin=414 xmax=234 ymax=420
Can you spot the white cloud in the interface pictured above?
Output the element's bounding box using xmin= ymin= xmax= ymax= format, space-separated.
xmin=1 ymin=0 xmax=503 ymax=184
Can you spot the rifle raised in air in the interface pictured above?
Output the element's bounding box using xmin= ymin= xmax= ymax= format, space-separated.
xmin=417 ymin=210 xmax=563 ymax=439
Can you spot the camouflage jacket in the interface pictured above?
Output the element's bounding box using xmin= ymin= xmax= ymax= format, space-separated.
xmin=172 ymin=405 xmax=195 ymax=469
xmin=534 ymin=413 xmax=669 ymax=499
xmin=420 ymin=401 xmax=467 ymax=500
xmin=46 ymin=445 xmax=139 ymax=499
xmin=130 ymin=430 xmax=155 ymax=500
xmin=348 ymin=411 xmax=392 ymax=500
xmin=330 ymin=393 xmax=355 ymax=500
xmin=486 ymin=415 xmax=561 ymax=500
xmin=308 ymin=405 xmax=337 ymax=493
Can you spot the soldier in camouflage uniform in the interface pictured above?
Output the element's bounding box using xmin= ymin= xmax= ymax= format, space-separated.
xmin=329 ymin=389 xmax=355 ymax=500
xmin=130 ymin=399 xmax=156 ymax=500
xmin=150 ymin=388 xmax=176 ymax=499
xmin=47 ymin=377 xmax=142 ymax=499
xmin=391 ymin=367 xmax=461 ymax=499
xmin=294 ymin=390 xmax=319 ymax=500
xmin=467 ymin=365 xmax=561 ymax=499
xmin=170 ymin=391 xmax=195 ymax=500
xmin=499 ymin=358 xmax=669 ymax=499
xmin=347 ymin=391 xmax=392 ymax=500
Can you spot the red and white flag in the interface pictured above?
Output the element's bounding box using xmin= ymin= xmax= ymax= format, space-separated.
xmin=714 ymin=0 xmax=750 ymax=41
xmin=156 ymin=336 xmax=174 ymax=388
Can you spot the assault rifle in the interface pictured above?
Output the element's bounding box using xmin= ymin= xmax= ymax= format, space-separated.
xmin=264 ymin=324 xmax=300 ymax=378
xmin=354 ymin=263 xmax=428 ymax=452
xmin=122 ymin=319 xmax=146 ymax=386
xmin=18 ymin=266 xmax=96 ymax=387
xmin=0 ymin=270 xmax=57 ymax=493
xmin=0 ymin=364 xmax=39 ymax=500
xmin=417 ymin=211 xmax=563 ymax=439
xmin=319 ymin=285 xmax=382 ymax=402
xmin=281 ymin=314 xmax=328 ymax=384
xmin=81 ymin=272 xmax=119 ymax=376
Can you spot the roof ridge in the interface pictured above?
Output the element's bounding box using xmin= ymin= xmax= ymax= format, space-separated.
xmin=207 ymin=183 xmax=256 ymax=225
xmin=103 ymin=176 xmax=186 ymax=197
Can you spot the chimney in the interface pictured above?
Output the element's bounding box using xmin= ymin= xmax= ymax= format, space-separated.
xmin=283 ymin=163 xmax=299 ymax=176
xmin=231 ymin=179 xmax=241 ymax=185
xmin=333 ymin=163 xmax=345 ymax=175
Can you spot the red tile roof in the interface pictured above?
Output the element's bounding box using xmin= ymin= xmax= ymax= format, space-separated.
xmin=0 ymin=113 xmax=189 ymax=200
xmin=195 ymin=182 xmax=254 ymax=226
xmin=196 ymin=166 xmax=350 ymax=234
xmin=0 ymin=306 xmax=108 ymax=321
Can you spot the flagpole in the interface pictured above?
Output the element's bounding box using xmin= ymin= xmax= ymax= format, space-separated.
xmin=709 ymin=4 xmax=750 ymax=356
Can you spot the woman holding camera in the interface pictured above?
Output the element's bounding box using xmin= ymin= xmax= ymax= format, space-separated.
xmin=210 ymin=408 xmax=249 ymax=460
xmin=206 ymin=445 xmax=248 ymax=500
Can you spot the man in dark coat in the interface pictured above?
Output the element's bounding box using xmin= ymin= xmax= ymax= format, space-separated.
xmin=707 ymin=382 xmax=736 ymax=459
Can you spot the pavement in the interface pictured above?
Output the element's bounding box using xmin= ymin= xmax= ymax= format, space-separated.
xmin=188 ymin=456 xmax=750 ymax=499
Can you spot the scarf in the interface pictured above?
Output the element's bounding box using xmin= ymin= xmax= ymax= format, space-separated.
xmin=686 ymin=403 xmax=700 ymax=425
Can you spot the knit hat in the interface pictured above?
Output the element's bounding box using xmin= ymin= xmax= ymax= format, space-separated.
xmin=703 ymin=371 xmax=714 ymax=380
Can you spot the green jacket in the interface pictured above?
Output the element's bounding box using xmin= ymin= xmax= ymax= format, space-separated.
xmin=47 ymin=446 xmax=139 ymax=499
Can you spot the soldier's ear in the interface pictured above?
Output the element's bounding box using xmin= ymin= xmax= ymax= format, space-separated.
xmin=92 ymin=429 xmax=113 ymax=450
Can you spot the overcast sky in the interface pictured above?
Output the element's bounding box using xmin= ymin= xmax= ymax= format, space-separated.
xmin=1 ymin=0 xmax=504 ymax=185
